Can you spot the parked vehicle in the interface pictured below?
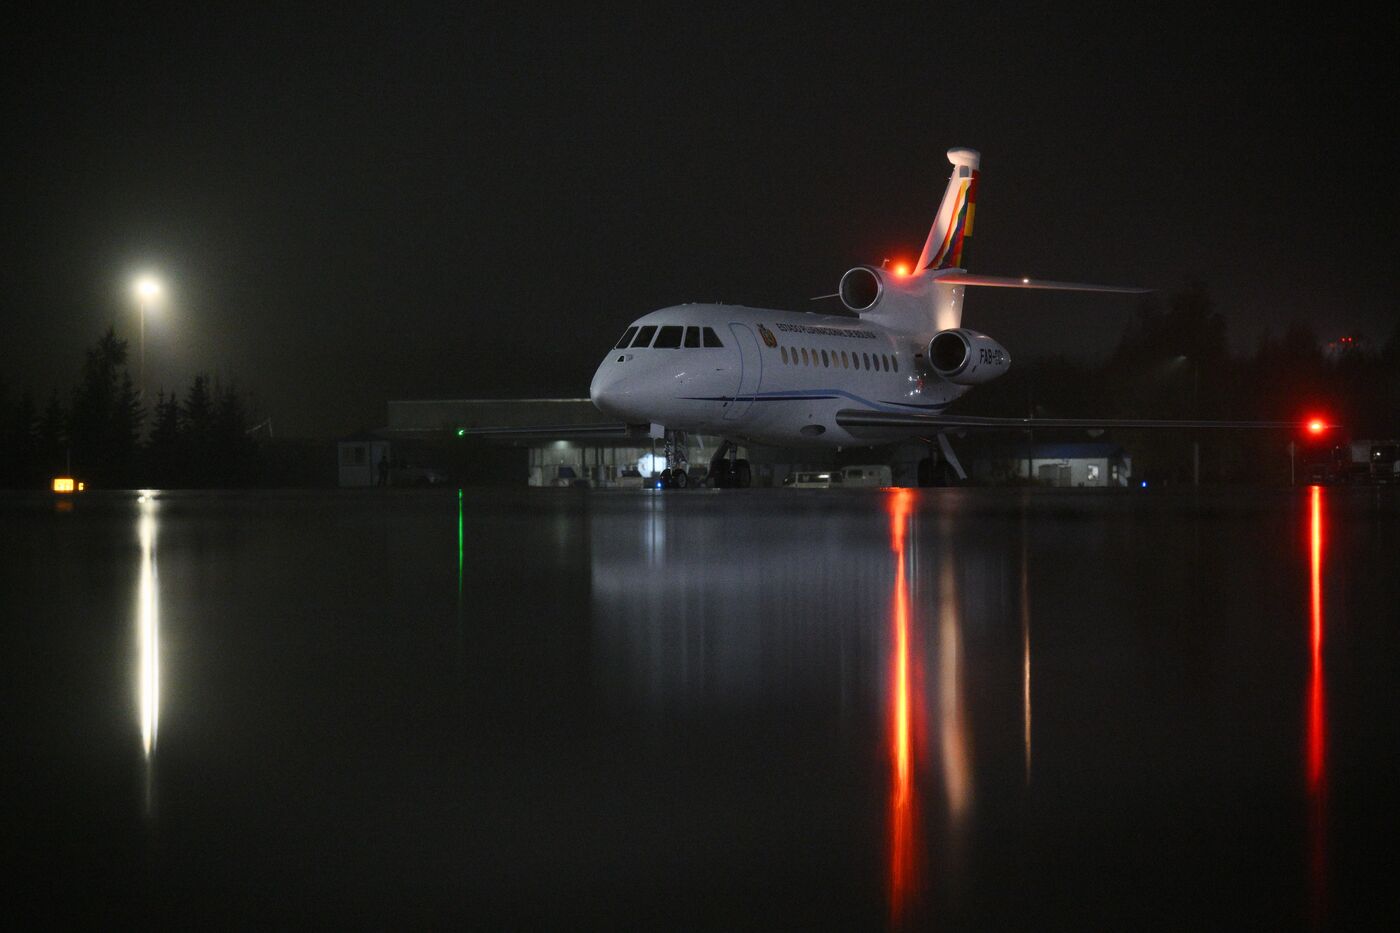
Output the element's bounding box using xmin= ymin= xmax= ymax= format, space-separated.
xmin=784 ymin=471 xmax=842 ymax=488
xmin=783 ymin=464 xmax=892 ymax=488
xmin=1304 ymin=439 xmax=1400 ymax=485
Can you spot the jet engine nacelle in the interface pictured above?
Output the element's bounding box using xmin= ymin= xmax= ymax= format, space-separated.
xmin=927 ymin=328 xmax=1011 ymax=385
xmin=838 ymin=265 xmax=892 ymax=313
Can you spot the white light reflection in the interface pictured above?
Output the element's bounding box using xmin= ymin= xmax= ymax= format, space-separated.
xmin=137 ymin=493 xmax=160 ymax=771
xmin=938 ymin=554 xmax=971 ymax=819
xmin=1020 ymin=508 xmax=1032 ymax=785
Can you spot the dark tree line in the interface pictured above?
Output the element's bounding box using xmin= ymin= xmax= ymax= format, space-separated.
xmin=954 ymin=285 xmax=1400 ymax=484
xmin=1 ymin=327 xmax=260 ymax=489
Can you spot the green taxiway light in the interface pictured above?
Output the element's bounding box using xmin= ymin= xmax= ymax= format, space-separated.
xmin=456 ymin=428 xmax=466 ymax=437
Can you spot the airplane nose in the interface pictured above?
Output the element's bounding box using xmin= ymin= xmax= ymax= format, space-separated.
xmin=590 ymin=362 xmax=629 ymax=419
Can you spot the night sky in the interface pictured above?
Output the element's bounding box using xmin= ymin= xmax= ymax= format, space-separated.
xmin=2 ymin=6 xmax=1394 ymax=436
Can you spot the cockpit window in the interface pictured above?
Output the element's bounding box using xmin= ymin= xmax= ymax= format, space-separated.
xmin=653 ymin=325 xmax=683 ymax=348
xmin=615 ymin=326 xmax=639 ymax=350
xmin=702 ymin=326 xmax=724 ymax=348
xmin=631 ymin=325 xmax=658 ymax=348
xmin=683 ymin=326 xmax=701 ymax=348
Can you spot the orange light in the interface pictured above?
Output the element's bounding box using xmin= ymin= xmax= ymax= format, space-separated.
xmin=1307 ymin=419 xmax=1326 ymax=435
xmin=52 ymin=477 xmax=75 ymax=493
xmin=893 ymin=262 xmax=910 ymax=277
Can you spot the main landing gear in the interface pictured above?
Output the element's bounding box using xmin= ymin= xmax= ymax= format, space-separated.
xmin=916 ymin=431 xmax=968 ymax=487
xmin=707 ymin=439 xmax=752 ymax=488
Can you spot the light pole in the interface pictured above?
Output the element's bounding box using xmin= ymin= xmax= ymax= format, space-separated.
xmin=1174 ymin=354 xmax=1200 ymax=486
xmin=134 ymin=276 xmax=161 ymax=400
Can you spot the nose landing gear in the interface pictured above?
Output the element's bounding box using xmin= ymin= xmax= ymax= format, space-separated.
xmin=654 ymin=429 xmax=691 ymax=489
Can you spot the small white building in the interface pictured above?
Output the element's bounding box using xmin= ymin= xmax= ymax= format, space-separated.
xmin=1017 ymin=442 xmax=1132 ymax=487
xmin=971 ymin=441 xmax=1132 ymax=487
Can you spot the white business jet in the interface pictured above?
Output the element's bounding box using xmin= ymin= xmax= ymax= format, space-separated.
xmin=588 ymin=147 xmax=1151 ymax=487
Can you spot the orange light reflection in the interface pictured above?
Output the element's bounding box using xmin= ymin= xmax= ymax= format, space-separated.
xmin=886 ymin=488 xmax=922 ymax=922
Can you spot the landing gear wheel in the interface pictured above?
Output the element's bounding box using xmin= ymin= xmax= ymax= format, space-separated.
xmin=659 ymin=468 xmax=673 ymax=489
xmin=917 ymin=457 xmax=933 ymax=487
xmin=735 ymin=459 xmax=752 ymax=488
xmin=673 ymin=469 xmax=689 ymax=489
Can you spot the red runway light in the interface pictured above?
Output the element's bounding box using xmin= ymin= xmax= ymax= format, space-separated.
xmin=1307 ymin=419 xmax=1326 ymax=435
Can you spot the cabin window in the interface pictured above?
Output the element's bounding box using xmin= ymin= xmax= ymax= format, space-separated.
xmin=615 ymin=326 xmax=639 ymax=350
xmin=892 ymin=354 xmax=898 ymax=373
xmin=632 ymin=325 xmax=657 ymax=348
xmin=881 ymin=354 xmax=889 ymax=371
xmin=840 ymin=351 xmax=849 ymax=368
xmin=702 ymin=326 xmax=724 ymax=348
xmin=862 ymin=353 xmax=870 ymax=370
xmin=654 ymin=325 xmax=683 ymax=348
xmin=821 ymin=350 xmax=829 ymax=367
xmin=684 ymin=326 xmax=701 ymax=348
xmin=801 ymin=347 xmax=809 ymax=365
xmin=780 ymin=346 xmax=788 ymax=364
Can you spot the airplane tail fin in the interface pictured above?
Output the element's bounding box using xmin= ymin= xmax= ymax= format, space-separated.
xmin=916 ymin=148 xmax=981 ymax=273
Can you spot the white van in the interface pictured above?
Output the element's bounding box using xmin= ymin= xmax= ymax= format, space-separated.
xmin=784 ymin=465 xmax=892 ymax=488
xmin=837 ymin=465 xmax=892 ymax=487
xmin=786 ymin=471 xmax=842 ymax=488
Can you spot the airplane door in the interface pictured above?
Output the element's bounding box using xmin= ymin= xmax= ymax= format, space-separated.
xmin=724 ymin=323 xmax=762 ymax=420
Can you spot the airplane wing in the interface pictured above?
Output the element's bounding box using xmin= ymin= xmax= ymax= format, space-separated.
xmin=934 ymin=272 xmax=1150 ymax=294
xmin=453 ymin=423 xmax=638 ymax=442
xmin=835 ymin=409 xmax=1314 ymax=433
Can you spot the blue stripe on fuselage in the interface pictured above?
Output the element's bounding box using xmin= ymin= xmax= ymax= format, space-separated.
xmin=678 ymin=388 xmax=949 ymax=412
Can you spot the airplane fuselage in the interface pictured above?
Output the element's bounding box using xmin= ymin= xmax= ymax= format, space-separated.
xmin=589 ymin=303 xmax=965 ymax=447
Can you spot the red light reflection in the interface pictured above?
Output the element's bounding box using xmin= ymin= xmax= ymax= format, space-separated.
xmin=1307 ymin=485 xmax=1325 ymax=786
xmin=886 ymin=488 xmax=923 ymax=922
xmin=1306 ymin=484 xmax=1327 ymax=923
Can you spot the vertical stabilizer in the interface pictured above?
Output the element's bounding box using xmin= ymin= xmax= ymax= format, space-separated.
xmin=916 ymin=148 xmax=981 ymax=273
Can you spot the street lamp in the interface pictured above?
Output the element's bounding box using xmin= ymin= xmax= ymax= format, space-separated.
xmin=134 ymin=276 xmax=161 ymax=399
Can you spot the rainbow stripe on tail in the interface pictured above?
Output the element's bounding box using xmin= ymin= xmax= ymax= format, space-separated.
xmin=917 ymin=148 xmax=981 ymax=272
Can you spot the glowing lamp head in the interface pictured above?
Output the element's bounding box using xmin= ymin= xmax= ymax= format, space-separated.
xmin=135 ymin=276 xmax=162 ymax=301
xmin=893 ymin=262 xmax=910 ymax=277
xmin=1307 ymin=419 xmax=1327 ymax=436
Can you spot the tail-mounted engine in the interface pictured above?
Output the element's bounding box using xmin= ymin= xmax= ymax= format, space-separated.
xmin=838 ymin=265 xmax=890 ymax=313
xmin=927 ymin=328 xmax=1011 ymax=385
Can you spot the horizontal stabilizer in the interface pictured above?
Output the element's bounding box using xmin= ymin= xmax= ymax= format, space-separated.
xmin=935 ymin=272 xmax=1149 ymax=294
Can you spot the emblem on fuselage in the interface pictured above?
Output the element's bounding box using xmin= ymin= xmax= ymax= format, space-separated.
xmin=758 ymin=324 xmax=777 ymax=348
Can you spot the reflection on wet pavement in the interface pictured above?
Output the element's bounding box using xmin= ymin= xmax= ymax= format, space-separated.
xmin=0 ymin=487 xmax=1395 ymax=927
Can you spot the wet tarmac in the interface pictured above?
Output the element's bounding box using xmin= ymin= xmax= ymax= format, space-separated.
xmin=2 ymin=486 xmax=1398 ymax=928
